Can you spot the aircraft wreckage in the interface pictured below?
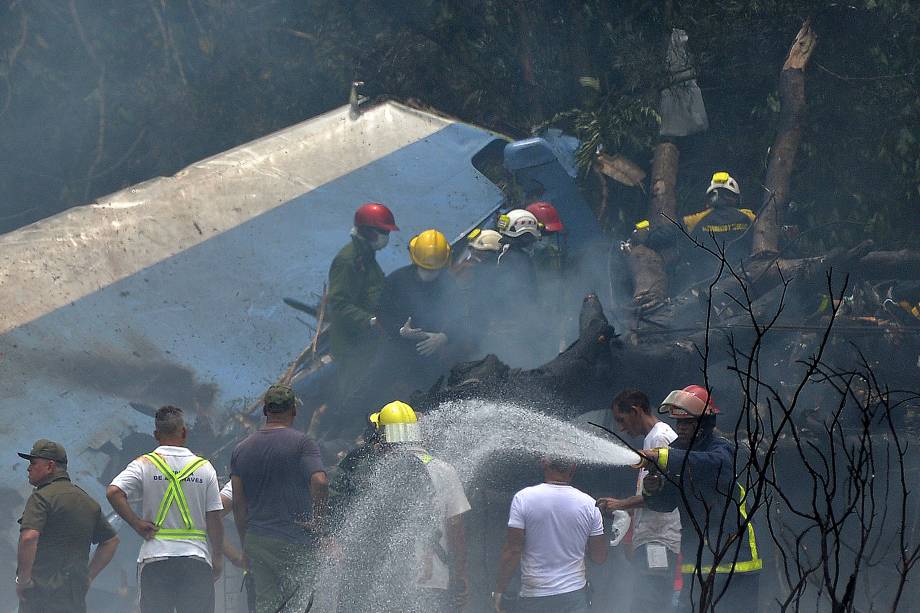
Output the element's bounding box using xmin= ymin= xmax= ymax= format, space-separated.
xmin=2 ymin=97 xmax=919 ymax=611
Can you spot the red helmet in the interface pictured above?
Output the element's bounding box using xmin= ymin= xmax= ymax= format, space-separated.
xmin=526 ymin=201 xmax=564 ymax=233
xmin=658 ymin=384 xmax=719 ymax=418
xmin=354 ymin=203 xmax=399 ymax=232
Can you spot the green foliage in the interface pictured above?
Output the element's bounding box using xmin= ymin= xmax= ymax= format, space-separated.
xmin=0 ymin=0 xmax=917 ymax=249
xmin=541 ymin=102 xmax=660 ymax=173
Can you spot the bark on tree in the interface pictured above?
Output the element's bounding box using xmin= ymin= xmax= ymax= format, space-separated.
xmin=515 ymin=0 xmax=543 ymax=121
xmin=627 ymin=244 xmax=669 ymax=305
xmin=625 ymin=141 xmax=679 ymax=306
xmin=751 ymin=20 xmax=818 ymax=257
xmin=648 ymin=141 xmax=680 ymax=224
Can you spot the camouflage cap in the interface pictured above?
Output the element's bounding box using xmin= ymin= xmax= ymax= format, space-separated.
xmin=264 ymin=383 xmax=295 ymax=412
xmin=18 ymin=439 xmax=68 ymax=464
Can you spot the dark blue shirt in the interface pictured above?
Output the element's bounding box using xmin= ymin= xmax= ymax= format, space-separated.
xmin=230 ymin=427 xmax=324 ymax=544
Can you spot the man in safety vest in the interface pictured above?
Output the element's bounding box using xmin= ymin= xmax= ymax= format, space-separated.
xmin=638 ymin=385 xmax=762 ymax=612
xmin=108 ymin=405 xmax=224 ymax=613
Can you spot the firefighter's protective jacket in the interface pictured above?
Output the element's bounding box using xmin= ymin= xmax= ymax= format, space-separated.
xmin=644 ymin=431 xmax=762 ymax=576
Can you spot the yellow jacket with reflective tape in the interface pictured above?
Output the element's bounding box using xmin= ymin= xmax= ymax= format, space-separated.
xmin=683 ymin=207 xmax=756 ymax=241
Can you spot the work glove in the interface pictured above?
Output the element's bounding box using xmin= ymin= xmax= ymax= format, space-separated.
xmin=416 ymin=332 xmax=448 ymax=356
xmin=399 ymin=317 xmax=426 ymax=341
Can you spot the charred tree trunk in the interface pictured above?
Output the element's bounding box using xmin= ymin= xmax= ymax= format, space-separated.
xmin=648 ymin=141 xmax=680 ymax=223
xmin=751 ymin=20 xmax=817 ymax=257
xmin=627 ymin=141 xmax=679 ymax=306
xmin=627 ymin=244 xmax=669 ymax=306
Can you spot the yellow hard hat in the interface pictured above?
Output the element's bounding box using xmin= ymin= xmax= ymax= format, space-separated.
xmin=707 ymin=171 xmax=740 ymax=195
xmin=370 ymin=401 xmax=421 ymax=444
xmin=409 ymin=229 xmax=451 ymax=270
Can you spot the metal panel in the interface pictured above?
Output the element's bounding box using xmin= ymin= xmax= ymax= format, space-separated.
xmin=0 ymin=101 xmax=504 ymax=607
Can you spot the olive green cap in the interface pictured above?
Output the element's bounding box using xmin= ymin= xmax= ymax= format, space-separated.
xmin=18 ymin=439 xmax=68 ymax=464
xmin=264 ymin=383 xmax=295 ymax=412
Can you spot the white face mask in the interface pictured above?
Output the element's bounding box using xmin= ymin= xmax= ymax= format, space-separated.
xmin=416 ymin=267 xmax=442 ymax=282
xmin=370 ymin=232 xmax=390 ymax=251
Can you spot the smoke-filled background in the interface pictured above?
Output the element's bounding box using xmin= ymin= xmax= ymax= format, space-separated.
xmin=3 ymin=1 xmax=920 ymax=612
xmin=1 ymin=0 xmax=918 ymax=249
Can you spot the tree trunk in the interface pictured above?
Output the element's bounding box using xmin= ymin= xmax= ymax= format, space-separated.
xmin=515 ymin=0 xmax=543 ymax=121
xmin=751 ymin=20 xmax=817 ymax=257
xmin=627 ymin=244 xmax=669 ymax=304
xmin=648 ymin=141 xmax=680 ymax=224
xmin=626 ymin=141 xmax=679 ymax=307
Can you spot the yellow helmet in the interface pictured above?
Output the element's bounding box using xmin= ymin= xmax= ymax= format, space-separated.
xmin=467 ymin=228 xmax=503 ymax=252
xmin=369 ymin=400 xmax=421 ymax=443
xmin=409 ymin=230 xmax=451 ymax=270
xmin=706 ymin=171 xmax=740 ymax=195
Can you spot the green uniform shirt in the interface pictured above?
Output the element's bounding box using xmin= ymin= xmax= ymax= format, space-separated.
xmin=19 ymin=473 xmax=116 ymax=608
xmin=327 ymin=236 xmax=385 ymax=361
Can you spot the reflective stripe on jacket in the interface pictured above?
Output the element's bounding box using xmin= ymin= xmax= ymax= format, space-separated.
xmin=654 ymin=436 xmax=762 ymax=575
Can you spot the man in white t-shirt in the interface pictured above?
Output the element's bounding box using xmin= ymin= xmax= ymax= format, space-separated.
xmin=493 ymin=457 xmax=607 ymax=613
xmin=107 ymin=406 xmax=224 ymax=613
xmin=597 ymin=389 xmax=681 ymax=612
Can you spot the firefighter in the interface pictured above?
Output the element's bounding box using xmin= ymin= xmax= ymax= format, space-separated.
xmin=526 ymin=201 xmax=570 ymax=354
xmin=493 ymin=209 xmax=543 ymax=366
xmin=496 ymin=208 xmax=541 ymax=285
xmin=373 ymin=229 xmax=467 ymax=394
xmin=625 ymin=171 xmax=756 ymax=315
xmin=454 ymin=228 xmax=504 ymax=352
xmin=526 ymin=201 xmax=566 ymax=274
xmin=334 ymin=402 xmax=470 ymax=613
xmin=327 ymin=202 xmax=398 ymax=398
xmin=638 ymin=385 xmax=762 ymax=612
xmin=682 ymin=171 xmax=756 ymax=250
xmin=630 ymin=171 xmax=755 ymax=253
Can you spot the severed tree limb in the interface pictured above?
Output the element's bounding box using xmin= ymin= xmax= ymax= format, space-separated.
xmin=627 ymin=243 xmax=669 ymax=308
xmin=751 ymin=19 xmax=817 ymax=257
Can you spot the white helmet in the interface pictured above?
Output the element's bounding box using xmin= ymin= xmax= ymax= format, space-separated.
xmin=706 ymin=171 xmax=740 ymax=196
xmin=467 ymin=228 xmax=503 ymax=252
xmin=497 ymin=209 xmax=541 ymax=238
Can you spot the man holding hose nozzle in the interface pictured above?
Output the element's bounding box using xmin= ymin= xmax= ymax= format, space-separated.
xmin=637 ymin=385 xmax=762 ymax=612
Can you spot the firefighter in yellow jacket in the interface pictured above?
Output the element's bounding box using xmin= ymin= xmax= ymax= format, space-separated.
xmin=682 ymin=171 xmax=756 ymax=248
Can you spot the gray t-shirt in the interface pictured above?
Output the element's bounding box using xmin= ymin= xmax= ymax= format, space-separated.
xmin=230 ymin=427 xmax=325 ymax=544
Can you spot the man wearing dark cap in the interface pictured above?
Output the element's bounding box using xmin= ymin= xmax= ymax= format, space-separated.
xmin=230 ymin=384 xmax=329 ymax=613
xmin=16 ymin=439 xmax=120 ymax=613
